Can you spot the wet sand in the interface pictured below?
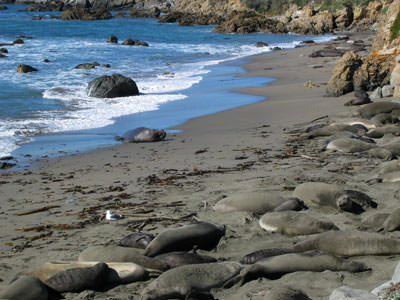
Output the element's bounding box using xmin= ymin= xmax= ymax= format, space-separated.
xmin=1 ymin=30 xmax=398 ymax=299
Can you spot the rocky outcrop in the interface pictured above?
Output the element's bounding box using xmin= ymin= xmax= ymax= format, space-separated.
xmin=87 ymin=74 xmax=139 ymax=98
xmin=373 ymin=1 xmax=400 ymax=51
xmin=17 ymin=64 xmax=38 ymax=73
xmin=107 ymin=35 xmax=118 ymax=43
xmin=173 ymin=0 xmax=246 ymax=17
xmin=26 ymin=1 xmax=64 ymax=11
xmin=159 ymin=11 xmax=222 ymax=26
xmin=130 ymin=7 xmax=160 ymax=18
xmin=74 ymin=62 xmax=100 ymax=69
xmin=326 ymin=51 xmax=363 ymax=97
xmin=122 ymin=39 xmax=149 ymax=46
xmin=60 ymin=7 xmax=112 ymax=20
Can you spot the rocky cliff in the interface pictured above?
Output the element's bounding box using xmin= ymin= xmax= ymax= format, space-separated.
xmin=173 ymin=0 xmax=247 ymax=16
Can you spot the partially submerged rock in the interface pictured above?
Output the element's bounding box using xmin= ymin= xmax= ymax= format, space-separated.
xmin=87 ymin=74 xmax=139 ymax=98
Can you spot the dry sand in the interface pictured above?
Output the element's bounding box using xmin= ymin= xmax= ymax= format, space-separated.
xmin=1 ymin=30 xmax=398 ymax=299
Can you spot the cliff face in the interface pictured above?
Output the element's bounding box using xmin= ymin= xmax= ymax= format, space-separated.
xmin=373 ymin=0 xmax=400 ymax=50
xmin=173 ymin=0 xmax=247 ymax=16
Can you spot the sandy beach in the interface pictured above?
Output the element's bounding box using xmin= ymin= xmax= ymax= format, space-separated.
xmin=1 ymin=29 xmax=399 ymax=299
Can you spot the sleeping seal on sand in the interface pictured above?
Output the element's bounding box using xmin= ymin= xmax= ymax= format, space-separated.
xmin=355 ymin=101 xmax=400 ymax=119
xmin=140 ymin=262 xmax=242 ymax=300
xmin=293 ymin=182 xmax=376 ymax=213
xmin=326 ymin=138 xmax=376 ymax=153
xmin=116 ymin=127 xmax=166 ymax=142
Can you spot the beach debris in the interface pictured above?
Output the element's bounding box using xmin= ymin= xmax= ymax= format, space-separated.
xmin=15 ymin=205 xmax=61 ymax=216
xmin=304 ymin=80 xmax=320 ymax=88
xmin=16 ymin=223 xmax=84 ymax=232
xmin=106 ymin=210 xmax=124 ymax=221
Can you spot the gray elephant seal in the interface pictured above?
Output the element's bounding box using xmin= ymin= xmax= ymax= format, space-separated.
xmin=355 ymin=101 xmax=400 ymax=119
xmin=155 ymin=251 xmax=217 ymax=268
xmin=78 ymin=245 xmax=169 ymax=271
xmin=45 ymin=262 xmax=109 ymax=293
xmin=144 ymin=222 xmax=225 ymax=257
xmin=259 ymin=211 xmax=338 ymax=236
xmin=382 ymin=208 xmax=400 ymax=232
xmin=293 ymin=182 xmax=376 ymax=213
xmin=294 ymin=230 xmax=400 ymax=256
xmin=140 ymin=262 xmax=242 ymax=300
xmin=326 ymin=138 xmax=376 ymax=153
xmin=239 ymin=251 xmax=368 ymax=284
xmin=118 ymin=232 xmax=155 ymax=249
xmin=240 ymin=248 xmax=300 ymax=264
xmin=366 ymin=125 xmax=400 ymax=138
xmin=116 ymin=127 xmax=166 ymax=142
xmin=0 ymin=276 xmax=48 ymax=300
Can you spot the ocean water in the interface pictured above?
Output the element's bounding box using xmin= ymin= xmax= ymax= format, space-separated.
xmin=0 ymin=5 xmax=335 ymax=167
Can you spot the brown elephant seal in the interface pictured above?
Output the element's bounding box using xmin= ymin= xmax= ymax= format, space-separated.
xmin=240 ymin=248 xmax=300 ymax=264
xmin=366 ymin=125 xmax=400 ymax=138
xmin=294 ymin=230 xmax=400 ymax=256
xmin=116 ymin=127 xmax=166 ymax=142
xmin=259 ymin=211 xmax=338 ymax=236
xmin=326 ymin=138 xmax=376 ymax=153
xmin=238 ymin=251 xmax=368 ymax=284
xmin=371 ymin=113 xmax=396 ymax=126
xmin=213 ymin=192 xmax=292 ymax=214
xmin=344 ymin=89 xmax=371 ymax=106
xmin=293 ymin=182 xmax=376 ymax=213
xmin=140 ymin=262 xmax=242 ymax=300
xmin=155 ymin=251 xmax=217 ymax=268
xmin=272 ymin=198 xmax=306 ymax=212
xmin=44 ymin=262 xmax=109 ymax=293
xmin=0 ymin=275 xmax=48 ymax=300
xmin=144 ymin=222 xmax=225 ymax=257
xmin=306 ymin=124 xmax=367 ymax=139
xmin=355 ymin=101 xmax=400 ymax=119
xmin=118 ymin=232 xmax=155 ymax=249
xmin=78 ymin=245 xmax=169 ymax=271
xmin=19 ymin=261 xmax=148 ymax=284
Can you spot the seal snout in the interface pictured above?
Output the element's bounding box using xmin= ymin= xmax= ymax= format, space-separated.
xmin=336 ymin=194 xmax=353 ymax=211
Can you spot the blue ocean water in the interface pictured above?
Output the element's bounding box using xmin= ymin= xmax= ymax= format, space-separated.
xmin=0 ymin=5 xmax=334 ymax=167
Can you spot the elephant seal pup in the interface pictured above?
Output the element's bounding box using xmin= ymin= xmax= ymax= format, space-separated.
xmin=326 ymin=138 xmax=376 ymax=153
xmin=144 ymin=222 xmax=225 ymax=257
xmin=239 ymin=251 xmax=368 ymax=284
xmin=45 ymin=262 xmax=109 ymax=293
xmin=19 ymin=261 xmax=148 ymax=284
xmin=355 ymin=101 xmax=400 ymax=119
xmin=259 ymin=211 xmax=338 ymax=236
xmin=294 ymin=230 xmax=400 ymax=256
xmin=118 ymin=232 xmax=155 ymax=249
xmin=78 ymin=245 xmax=169 ymax=271
xmin=140 ymin=262 xmax=242 ymax=300
xmin=240 ymin=248 xmax=300 ymax=264
xmin=293 ymin=182 xmax=376 ymax=213
xmin=0 ymin=275 xmax=48 ymax=300
xmin=213 ymin=192 xmax=290 ymax=214
xmin=116 ymin=127 xmax=166 ymax=143
xmin=155 ymin=251 xmax=217 ymax=269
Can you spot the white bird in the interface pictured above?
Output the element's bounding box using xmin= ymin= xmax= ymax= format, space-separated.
xmin=106 ymin=210 xmax=124 ymax=221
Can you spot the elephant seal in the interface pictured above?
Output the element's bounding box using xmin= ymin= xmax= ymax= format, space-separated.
xmin=272 ymin=198 xmax=306 ymax=212
xmin=44 ymin=262 xmax=109 ymax=293
xmin=240 ymin=248 xmax=300 ymax=264
xmin=366 ymin=125 xmax=400 ymax=138
xmin=116 ymin=127 xmax=166 ymax=143
xmin=0 ymin=276 xmax=48 ymax=300
xmin=378 ymin=160 xmax=400 ymax=175
xmin=292 ymin=182 xmax=376 ymax=213
xmin=144 ymin=222 xmax=225 ymax=257
xmin=355 ymin=101 xmax=400 ymax=119
xmin=306 ymin=124 xmax=367 ymax=139
xmin=118 ymin=232 xmax=155 ymax=249
xmin=239 ymin=251 xmax=368 ymax=284
xmin=78 ymin=245 xmax=169 ymax=271
xmin=371 ymin=113 xmax=396 ymax=126
xmin=259 ymin=211 xmax=338 ymax=236
xmin=213 ymin=192 xmax=290 ymax=214
xmin=382 ymin=208 xmax=400 ymax=232
xmin=294 ymin=230 xmax=400 ymax=256
xmin=344 ymin=89 xmax=371 ymax=106
xmin=140 ymin=262 xmax=242 ymax=300
xmin=251 ymin=285 xmax=312 ymax=300
xmin=19 ymin=261 xmax=148 ymax=284
xmin=326 ymin=138 xmax=376 ymax=153
xmin=365 ymin=148 xmax=393 ymax=160
xmin=155 ymin=251 xmax=217 ymax=268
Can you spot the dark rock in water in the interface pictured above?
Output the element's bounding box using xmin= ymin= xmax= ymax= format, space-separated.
xmin=0 ymin=162 xmax=15 ymax=169
xmin=102 ymin=63 xmax=111 ymax=68
xmin=45 ymin=262 xmax=109 ymax=293
xmin=155 ymin=251 xmax=217 ymax=268
xmin=74 ymin=62 xmax=100 ymax=69
xmin=0 ymin=155 xmax=14 ymax=160
xmin=17 ymin=64 xmax=38 ymax=73
xmin=43 ymin=59 xmax=50 ymax=63
xmin=309 ymin=49 xmax=345 ymax=58
xmin=302 ymin=40 xmax=315 ymax=44
xmin=118 ymin=127 xmax=166 ymax=143
xmin=130 ymin=7 xmax=160 ymax=18
xmin=0 ymin=5 xmax=8 ymax=10
xmin=107 ymin=35 xmax=118 ymax=43
xmin=0 ymin=53 xmax=7 ymax=58
xmin=118 ymin=232 xmax=155 ymax=249
xmin=122 ymin=38 xmax=149 ymax=46
xmin=256 ymin=41 xmax=268 ymax=47
xmin=0 ymin=48 xmax=7 ymax=53
xmin=0 ymin=275 xmax=48 ymax=300
xmin=26 ymin=1 xmax=63 ymax=12
xmin=60 ymin=8 xmax=112 ymax=21
xmin=87 ymin=74 xmax=139 ymax=98
xmin=13 ymin=39 xmax=24 ymax=44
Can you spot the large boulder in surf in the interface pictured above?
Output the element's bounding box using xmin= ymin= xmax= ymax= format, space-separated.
xmin=60 ymin=7 xmax=112 ymax=20
xmin=17 ymin=64 xmax=38 ymax=73
xmin=87 ymin=74 xmax=139 ymax=98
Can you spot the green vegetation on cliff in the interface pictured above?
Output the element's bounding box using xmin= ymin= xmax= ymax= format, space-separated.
xmin=243 ymin=0 xmax=375 ymax=15
xmin=390 ymin=11 xmax=400 ymax=42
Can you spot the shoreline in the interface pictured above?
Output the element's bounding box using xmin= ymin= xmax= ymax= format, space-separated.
xmin=1 ymin=29 xmax=396 ymax=299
